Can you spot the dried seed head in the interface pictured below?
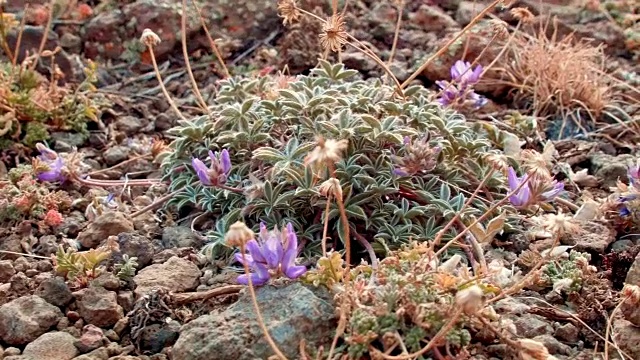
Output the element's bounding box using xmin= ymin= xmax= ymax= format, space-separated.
xmin=518 ymin=339 xmax=550 ymax=360
xmin=455 ymin=285 xmax=484 ymax=314
xmin=140 ymin=28 xmax=161 ymax=47
xmin=489 ymin=19 xmax=509 ymax=40
xmin=319 ymin=14 xmax=348 ymax=53
xmin=318 ymin=178 xmax=343 ymax=199
xmin=277 ymin=0 xmax=301 ymax=26
xmin=225 ymin=221 xmax=255 ymax=248
xmin=305 ymin=136 xmax=349 ymax=167
xmin=510 ymin=7 xmax=535 ymax=23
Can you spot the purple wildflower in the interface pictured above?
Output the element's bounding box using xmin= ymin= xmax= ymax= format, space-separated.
xmin=34 ymin=143 xmax=66 ymax=183
xmin=436 ymin=60 xmax=487 ymax=109
xmin=541 ymin=180 xmax=564 ymax=200
xmin=191 ymin=149 xmax=232 ymax=186
xmin=628 ymin=164 xmax=640 ymax=186
xmin=507 ymin=167 xmax=531 ymax=207
xmin=235 ymin=222 xmax=307 ymax=286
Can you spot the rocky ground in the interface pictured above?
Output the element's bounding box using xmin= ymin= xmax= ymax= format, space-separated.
xmin=0 ymin=0 xmax=639 ymax=359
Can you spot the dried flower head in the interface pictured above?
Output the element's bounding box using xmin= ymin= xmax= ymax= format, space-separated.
xmin=533 ymin=211 xmax=579 ymax=238
xmin=318 ymin=177 xmax=343 ymax=199
xmin=489 ymin=19 xmax=509 ymax=40
xmin=225 ymin=221 xmax=255 ymax=248
xmin=518 ymin=338 xmax=551 ymax=360
xmin=277 ymin=0 xmax=301 ymax=26
xmin=305 ymin=137 xmax=349 ymax=168
xmin=510 ymin=7 xmax=535 ymax=23
xmin=140 ymin=28 xmax=161 ymax=47
xmin=319 ymin=14 xmax=348 ymax=53
xmin=393 ymin=135 xmax=441 ymax=176
xmin=455 ymin=285 xmax=484 ymax=314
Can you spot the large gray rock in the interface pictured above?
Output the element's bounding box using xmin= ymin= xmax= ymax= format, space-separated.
xmin=22 ymin=331 xmax=79 ymax=360
xmin=133 ymin=256 xmax=201 ymax=298
xmin=0 ymin=295 xmax=63 ymax=345
xmin=172 ymin=283 xmax=336 ymax=360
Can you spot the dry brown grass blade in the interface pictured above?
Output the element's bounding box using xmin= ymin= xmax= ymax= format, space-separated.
xmin=171 ymin=285 xmax=243 ymax=305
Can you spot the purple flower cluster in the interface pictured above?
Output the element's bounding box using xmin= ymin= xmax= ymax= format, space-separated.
xmin=436 ymin=60 xmax=487 ymax=109
xmin=191 ymin=149 xmax=231 ymax=186
xmin=235 ymin=222 xmax=307 ymax=286
xmin=507 ymin=167 xmax=564 ymax=207
xmin=35 ymin=143 xmax=66 ymax=183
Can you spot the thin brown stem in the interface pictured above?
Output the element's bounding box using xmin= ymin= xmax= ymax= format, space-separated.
xmin=146 ymin=45 xmax=187 ymax=121
xmin=85 ymin=155 xmax=152 ymax=177
xmin=191 ymin=0 xmax=230 ymax=78
xmin=387 ymin=0 xmax=405 ymax=66
xmin=240 ymin=248 xmax=287 ymax=360
xmin=130 ymin=189 xmax=184 ymax=218
xmin=29 ymin=0 xmax=55 ymax=72
xmin=401 ymin=0 xmax=502 ymax=88
xmin=181 ymin=0 xmax=209 ymax=111
xmin=321 ymin=193 xmax=332 ymax=257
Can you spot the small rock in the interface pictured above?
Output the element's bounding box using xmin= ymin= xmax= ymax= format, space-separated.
xmin=137 ymin=321 xmax=181 ymax=353
xmin=115 ymin=116 xmax=147 ymax=135
xmin=114 ymin=233 xmax=154 ymax=268
xmin=113 ymin=317 xmax=129 ymax=336
xmin=554 ymin=323 xmax=580 ymax=343
xmin=67 ymin=311 xmax=82 ymax=322
xmin=161 ymin=227 xmax=203 ymax=250
xmin=117 ymin=292 xmax=135 ymax=313
xmin=591 ymin=153 xmax=636 ymax=189
xmin=71 ymin=347 xmax=110 ymax=360
xmin=36 ymin=277 xmax=73 ymax=307
xmin=533 ymin=334 xmax=574 ymax=355
xmin=3 ymin=348 xmax=21 ymax=356
xmin=455 ymin=1 xmax=483 ymax=25
xmin=494 ymin=298 xmax=532 ymax=316
xmin=0 ymin=260 xmax=15 ymax=282
xmin=22 ymin=331 xmax=79 ymax=360
xmin=626 ymin=252 xmax=640 ymax=286
xmin=0 ymin=295 xmax=63 ymax=345
xmin=35 ymin=235 xmax=60 ymax=257
xmin=25 ymin=269 xmax=39 ymax=277
xmin=75 ymin=287 xmax=123 ymax=328
xmin=104 ymin=330 xmax=119 ymax=342
xmin=10 ymin=272 xmax=30 ymax=295
xmin=172 ymin=283 xmax=336 ymax=360
xmin=514 ymin=314 xmax=554 ymax=337
xmin=133 ymin=256 xmax=201 ymax=298
xmin=407 ymin=4 xmax=458 ymax=33
xmin=102 ymin=146 xmax=131 ymax=166
xmin=77 ymin=212 xmax=134 ymax=249
xmin=36 ymin=260 xmax=53 ymax=272
xmin=561 ymin=220 xmax=616 ymax=253
xmin=74 ymin=325 xmax=105 ymax=353
xmin=13 ymin=257 xmax=30 ymax=273
xmin=90 ymin=273 xmax=120 ymax=291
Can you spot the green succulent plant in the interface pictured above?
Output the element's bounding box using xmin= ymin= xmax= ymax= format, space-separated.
xmin=160 ymin=60 xmax=515 ymax=262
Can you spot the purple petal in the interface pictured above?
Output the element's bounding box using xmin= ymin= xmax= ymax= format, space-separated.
xmin=542 ymin=182 xmax=564 ymax=200
xmin=507 ymin=167 xmax=520 ymax=191
xmin=220 ymin=149 xmax=232 ymax=175
xmin=284 ymin=264 xmax=307 ymax=279
xmin=246 ymin=239 xmax=266 ymax=264
xmin=37 ymin=170 xmax=62 ymax=182
xmin=436 ymin=80 xmax=450 ymax=90
xmin=234 ymin=252 xmax=254 ymax=266
xmin=263 ymin=233 xmax=283 ymax=269
xmin=191 ymin=158 xmax=211 ymax=185
xmin=237 ymin=262 xmax=270 ymax=286
xmin=451 ymin=60 xmax=469 ymax=80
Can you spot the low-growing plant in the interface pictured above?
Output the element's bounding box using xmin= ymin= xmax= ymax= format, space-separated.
xmin=0 ymin=163 xmax=71 ymax=226
xmin=54 ymin=236 xmax=119 ymax=288
xmin=160 ymin=60 xmax=522 ymax=262
xmin=0 ymin=7 xmax=107 ymax=150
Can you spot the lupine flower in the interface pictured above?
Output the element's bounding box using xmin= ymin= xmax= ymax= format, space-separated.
xmin=191 ymin=149 xmax=231 ymax=186
xmin=541 ymin=180 xmax=565 ymax=200
xmin=34 ymin=143 xmax=66 ymax=183
xmin=436 ymin=60 xmax=487 ymax=109
xmin=507 ymin=167 xmax=531 ymax=207
xmin=234 ymin=222 xmax=307 ymax=286
xmin=508 ymin=167 xmax=564 ymax=207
